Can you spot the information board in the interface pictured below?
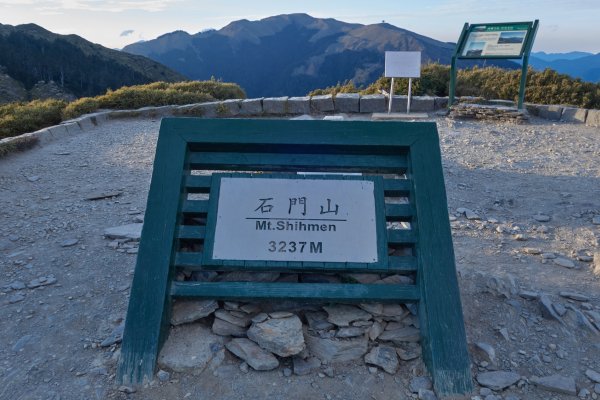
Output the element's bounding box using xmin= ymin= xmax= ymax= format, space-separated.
xmin=211 ymin=177 xmax=378 ymax=263
xmin=459 ymin=23 xmax=531 ymax=58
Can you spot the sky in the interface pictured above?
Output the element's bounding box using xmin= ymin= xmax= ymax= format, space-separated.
xmin=1 ymin=0 xmax=599 ymax=53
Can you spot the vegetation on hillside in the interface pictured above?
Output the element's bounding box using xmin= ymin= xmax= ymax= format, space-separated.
xmin=0 ymin=80 xmax=245 ymax=141
xmin=309 ymin=64 xmax=600 ymax=109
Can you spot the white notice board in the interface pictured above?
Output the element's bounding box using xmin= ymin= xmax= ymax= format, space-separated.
xmin=385 ymin=51 xmax=421 ymax=78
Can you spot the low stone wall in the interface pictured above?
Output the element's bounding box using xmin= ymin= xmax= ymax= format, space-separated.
xmin=1 ymin=94 xmax=598 ymax=154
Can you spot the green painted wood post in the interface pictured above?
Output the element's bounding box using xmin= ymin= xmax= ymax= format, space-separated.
xmin=517 ymin=20 xmax=539 ymax=109
xmin=116 ymin=127 xmax=188 ymax=385
xmin=448 ymin=23 xmax=469 ymax=109
xmin=410 ymin=131 xmax=473 ymax=395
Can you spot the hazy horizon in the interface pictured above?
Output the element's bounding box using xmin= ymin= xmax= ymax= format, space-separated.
xmin=1 ymin=1 xmax=600 ymax=54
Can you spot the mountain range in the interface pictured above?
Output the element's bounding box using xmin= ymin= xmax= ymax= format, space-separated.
xmin=0 ymin=23 xmax=185 ymax=102
xmin=123 ymin=13 xmax=517 ymax=97
xmin=530 ymin=51 xmax=600 ymax=82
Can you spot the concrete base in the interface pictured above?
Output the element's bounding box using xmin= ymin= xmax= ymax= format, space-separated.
xmin=371 ymin=112 xmax=429 ymax=121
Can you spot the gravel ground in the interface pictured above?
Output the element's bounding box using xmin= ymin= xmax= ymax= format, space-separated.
xmin=0 ymin=115 xmax=599 ymax=400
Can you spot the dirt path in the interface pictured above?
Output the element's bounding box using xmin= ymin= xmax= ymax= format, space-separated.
xmin=0 ymin=116 xmax=599 ymax=400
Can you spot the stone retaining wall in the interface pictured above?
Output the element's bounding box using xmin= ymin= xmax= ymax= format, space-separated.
xmin=1 ymin=94 xmax=598 ymax=153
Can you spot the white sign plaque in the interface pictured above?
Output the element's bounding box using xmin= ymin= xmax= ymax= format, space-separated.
xmin=385 ymin=51 xmax=421 ymax=78
xmin=211 ymin=177 xmax=378 ymax=263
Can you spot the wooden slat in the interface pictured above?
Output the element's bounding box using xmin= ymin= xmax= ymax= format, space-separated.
xmin=387 ymin=229 xmax=417 ymax=244
xmin=383 ymin=179 xmax=412 ymax=195
xmin=188 ymin=152 xmax=407 ymax=172
xmin=385 ymin=204 xmax=413 ymax=219
xmin=181 ymin=200 xmax=209 ymax=214
xmin=184 ymin=175 xmax=212 ymax=193
xmin=171 ymin=281 xmax=420 ymax=303
xmin=174 ymin=252 xmax=417 ymax=273
xmin=177 ymin=225 xmax=206 ymax=240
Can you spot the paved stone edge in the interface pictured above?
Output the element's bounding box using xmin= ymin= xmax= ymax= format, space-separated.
xmin=1 ymin=95 xmax=598 ymax=153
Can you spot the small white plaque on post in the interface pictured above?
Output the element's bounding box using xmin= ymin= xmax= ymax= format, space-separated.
xmin=211 ymin=177 xmax=379 ymax=263
xmin=385 ymin=51 xmax=421 ymax=78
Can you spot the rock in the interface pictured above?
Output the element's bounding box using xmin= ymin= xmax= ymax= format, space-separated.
xmin=118 ymin=386 xmax=136 ymax=394
xmin=552 ymin=303 xmax=567 ymax=316
xmin=594 ymin=252 xmax=600 ymax=276
xmin=476 ymin=371 xmax=520 ymax=391
xmin=287 ymin=97 xmax=311 ymax=114
xmin=539 ymin=295 xmax=565 ymax=324
xmin=409 ymin=376 xmax=433 ymax=393
xmin=595 ymin=383 xmax=600 ymax=394
xmin=211 ymin=318 xmax=247 ymax=337
xmin=542 ymin=252 xmax=556 ymax=259
xmin=565 ymin=305 xmax=600 ymax=334
xmin=418 ymin=389 xmax=437 ymax=400
xmin=85 ymin=191 xmax=123 ymax=201
xmin=27 ymin=175 xmax=40 ymax=182
xmin=522 ymin=247 xmax=542 ymax=255
xmin=379 ymin=304 xmax=408 ymax=319
xmin=158 ymin=324 xmax=223 ymax=374
xmin=12 ymin=334 xmax=34 ymax=352
xmin=27 ymin=275 xmax=57 ymax=289
xmin=396 ymin=346 xmax=421 ymax=361
xmin=156 ymin=369 xmax=170 ymax=382
xmin=531 ymin=375 xmax=577 ymax=395
xmin=553 ymin=257 xmax=575 ymax=269
xmin=323 ymin=304 xmax=372 ymax=327
xmin=262 ymin=97 xmax=288 ymax=114
xmin=472 ymin=342 xmax=497 ymax=365
xmin=377 ymin=326 xmax=420 ymax=343
xmin=247 ymin=315 xmax=304 ymax=357
xmin=269 ymin=311 xmax=294 ymax=319
xmin=8 ymin=293 xmax=25 ymax=303
xmin=368 ymin=321 xmax=385 ymax=341
xmin=359 ymin=303 xmax=384 ymax=315
xmin=336 ymin=327 xmax=366 ymax=338
xmin=533 ymin=213 xmax=551 ymax=222
xmin=238 ymin=98 xmax=263 ymax=116
xmin=100 ymin=322 xmax=125 ymax=347
xmin=559 ymin=291 xmax=589 ymax=302
xmin=60 ymin=238 xmax=79 ymax=247
xmin=292 ymin=356 xmax=321 ymax=376
xmin=171 ymin=300 xmax=218 ymax=325
xmin=225 ymin=338 xmax=279 ymax=371
xmin=8 ymin=281 xmax=26 ymax=290
xmin=103 ymin=223 xmax=143 ymax=240
xmin=343 ymin=273 xmax=381 ymax=284
xmin=586 ymin=369 xmax=600 ymax=383
xmin=518 ymin=290 xmax=539 ymax=300
xmin=364 ymin=346 xmax=399 ymax=374
xmin=359 ymin=94 xmax=386 ymax=113
xmin=334 ymin=93 xmax=360 ymax=113
xmin=305 ymin=311 xmax=335 ymax=331
xmin=214 ymin=309 xmax=252 ymax=328
xmin=465 ymin=209 xmax=481 ymax=220
xmin=217 ymin=272 xmax=280 ymax=282
xmin=310 ymin=94 xmax=335 ymax=113
xmin=486 ymin=274 xmax=518 ymax=298
xmin=305 ymin=333 xmax=368 ymax=363
xmin=561 ymin=107 xmax=588 ymax=123
xmin=592 ymin=216 xmax=600 ymax=225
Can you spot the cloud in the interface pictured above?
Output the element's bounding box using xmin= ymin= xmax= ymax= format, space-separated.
xmin=120 ymin=29 xmax=134 ymax=37
xmin=0 ymin=0 xmax=182 ymax=12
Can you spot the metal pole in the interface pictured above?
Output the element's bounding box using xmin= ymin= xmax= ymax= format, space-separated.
xmin=388 ymin=77 xmax=395 ymax=113
xmin=518 ymin=56 xmax=528 ymax=110
xmin=407 ymin=78 xmax=412 ymax=114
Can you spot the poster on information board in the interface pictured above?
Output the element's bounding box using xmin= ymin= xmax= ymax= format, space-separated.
xmin=458 ymin=22 xmax=533 ymax=59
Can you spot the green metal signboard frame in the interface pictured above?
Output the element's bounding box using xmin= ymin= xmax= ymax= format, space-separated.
xmin=449 ymin=20 xmax=539 ymax=109
xmin=116 ymin=118 xmax=473 ymax=396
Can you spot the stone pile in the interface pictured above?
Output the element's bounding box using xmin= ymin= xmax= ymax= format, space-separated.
xmin=449 ymin=104 xmax=528 ymax=124
xmin=158 ymin=298 xmax=423 ymax=379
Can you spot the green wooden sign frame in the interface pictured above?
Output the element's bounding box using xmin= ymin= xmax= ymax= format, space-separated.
xmin=448 ymin=20 xmax=539 ymax=109
xmin=116 ymin=118 xmax=472 ymax=396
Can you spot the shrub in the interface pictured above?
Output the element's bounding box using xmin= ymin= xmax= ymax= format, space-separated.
xmin=62 ymin=97 xmax=101 ymax=119
xmin=343 ymin=64 xmax=600 ymax=109
xmin=0 ymin=99 xmax=65 ymax=139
